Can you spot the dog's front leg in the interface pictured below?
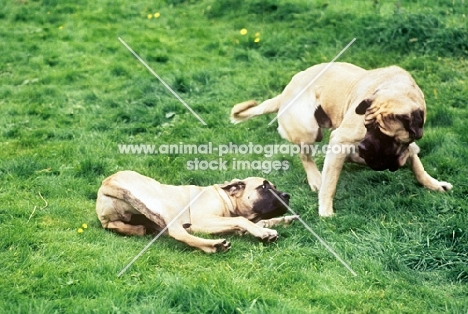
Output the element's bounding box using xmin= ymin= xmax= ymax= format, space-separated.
xmin=167 ymin=224 xmax=231 ymax=253
xmin=407 ymin=143 xmax=453 ymax=192
xmin=318 ymin=141 xmax=349 ymax=217
xmin=191 ymin=217 xmax=279 ymax=242
xmin=256 ymin=215 xmax=299 ymax=228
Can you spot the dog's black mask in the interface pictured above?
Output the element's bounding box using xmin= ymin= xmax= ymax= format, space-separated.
xmin=356 ymin=101 xmax=424 ymax=172
xmin=251 ymin=180 xmax=290 ymax=220
xmin=358 ymin=125 xmax=409 ymax=172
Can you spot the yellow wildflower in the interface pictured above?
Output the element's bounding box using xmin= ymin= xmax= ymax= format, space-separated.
xmin=147 ymin=14 xmax=153 ymax=19
xmin=255 ymin=32 xmax=260 ymax=37
xmin=254 ymin=37 xmax=260 ymax=43
xmin=77 ymin=228 xmax=83 ymax=233
xmin=154 ymin=12 xmax=161 ymax=18
xmin=82 ymin=223 xmax=88 ymax=229
xmin=240 ymin=28 xmax=247 ymax=35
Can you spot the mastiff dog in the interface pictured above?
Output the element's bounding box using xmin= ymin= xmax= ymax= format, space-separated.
xmin=230 ymin=62 xmax=452 ymax=217
xmin=96 ymin=170 xmax=297 ymax=253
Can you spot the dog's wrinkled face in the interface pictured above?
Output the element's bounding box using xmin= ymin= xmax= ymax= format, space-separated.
xmin=358 ymin=124 xmax=410 ymax=172
xmin=221 ymin=178 xmax=290 ymax=222
xmin=356 ymin=99 xmax=425 ymax=171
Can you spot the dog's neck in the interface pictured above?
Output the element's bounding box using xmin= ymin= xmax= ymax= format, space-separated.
xmin=213 ymin=185 xmax=235 ymax=214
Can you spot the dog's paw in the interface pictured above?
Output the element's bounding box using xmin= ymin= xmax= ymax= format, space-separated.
xmin=437 ymin=181 xmax=453 ymax=192
xmin=309 ymin=184 xmax=320 ymax=192
xmin=318 ymin=208 xmax=335 ymax=217
xmin=259 ymin=228 xmax=279 ymax=243
xmin=214 ymin=239 xmax=231 ymax=253
xmin=283 ymin=215 xmax=300 ymax=225
xmin=422 ymin=177 xmax=453 ymax=192
xmin=306 ymin=176 xmax=321 ymax=192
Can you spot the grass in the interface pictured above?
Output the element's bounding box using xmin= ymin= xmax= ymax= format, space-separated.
xmin=1 ymin=0 xmax=467 ymax=313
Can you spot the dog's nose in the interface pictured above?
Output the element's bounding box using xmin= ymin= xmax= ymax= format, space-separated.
xmin=280 ymin=193 xmax=290 ymax=200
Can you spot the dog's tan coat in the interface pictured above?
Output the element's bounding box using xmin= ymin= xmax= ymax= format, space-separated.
xmin=96 ymin=171 xmax=297 ymax=253
xmin=231 ymin=62 xmax=452 ymax=216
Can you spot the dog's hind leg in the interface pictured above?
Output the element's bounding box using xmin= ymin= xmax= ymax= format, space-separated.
xmin=96 ymin=189 xmax=149 ymax=236
xmin=277 ymin=93 xmax=324 ymax=193
xmin=300 ymin=152 xmax=322 ymax=192
xmin=105 ymin=220 xmax=146 ymax=236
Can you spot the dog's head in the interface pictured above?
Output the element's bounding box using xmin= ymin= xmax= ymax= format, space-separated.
xmin=220 ymin=178 xmax=290 ymax=222
xmin=355 ymin=94 xmax=425 ymax=172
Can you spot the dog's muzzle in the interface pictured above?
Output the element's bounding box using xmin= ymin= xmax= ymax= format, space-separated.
xmin=252 ymin=182 xmax=290 ymax=220
xmin=278 ymin=192 xmax=290 ymax=203
xmin=358 ymin=129 xmax=410 ymax=172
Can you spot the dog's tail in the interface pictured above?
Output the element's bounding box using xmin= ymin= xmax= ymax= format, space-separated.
xmin=230 ymin=97 xmax=282 ymax=124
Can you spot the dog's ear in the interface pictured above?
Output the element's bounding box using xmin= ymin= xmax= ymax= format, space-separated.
xmin=397 ymin=109 xmax=425 ymax=140
xmin=220 ymin=180 xmax=246 ymax=196
xmin=411 ymin=109 xmax=424 ymax=136
xmin=355 ymin=99 xmax=373 ymax=115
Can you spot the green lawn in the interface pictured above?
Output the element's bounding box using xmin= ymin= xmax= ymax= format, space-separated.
xmin=1 ymin=0 xmax=467 ymax=313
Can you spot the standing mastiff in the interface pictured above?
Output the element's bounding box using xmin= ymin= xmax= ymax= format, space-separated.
xmin=231 ymin=62 xmax=452 ymax=216
xmin=96 ymin=171 xmax=297 ymax=253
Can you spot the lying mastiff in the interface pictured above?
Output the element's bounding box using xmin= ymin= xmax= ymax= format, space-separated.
xmin=231 ymin=62 xmax=452 ymax=217
xmin=96 ymin=170 xmax=297 ymax=253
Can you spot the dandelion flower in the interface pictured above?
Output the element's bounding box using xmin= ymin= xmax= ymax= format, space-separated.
xmin=82 ymin=223 xmax=88 ymax=229
xmin=147 ymin=14 xmax=153 ymax=19
xmin=154 ymin=12 xmax=160 ymax=18
xmin=255 ymin=32 xmax=260 ymax=37
xmin=58 ymin=25 xmax=64 ymax=29
xmin=78 ymin=228 xmax=83 ymax=233
xmin=254 ymin=37 xmax=260 ymax=43
xmin=240 ymin=28 xmax=247 ymax=35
